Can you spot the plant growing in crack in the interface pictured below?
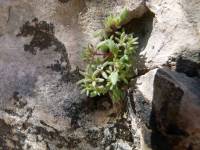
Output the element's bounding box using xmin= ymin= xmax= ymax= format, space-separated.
xmin=95 ymin=8 xmax=129 ymax=39
xmin=78 ymin=9 xmax=138 ymax=102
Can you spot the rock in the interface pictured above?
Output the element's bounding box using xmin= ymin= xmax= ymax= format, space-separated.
xmin=0 ymin=0 xmax=200 ymax=149
xmin=133 ymin=68 xmax=200 ymax=150
xmin=0 ymin=0 xmax=138 ymax=149
xmin=129 ymin=0 xmax=200 ymax=148
xmin=175 ymin=51 xmax=200 ymax=77
xmin=106 ymin=139 xmax=132 ymax=150
xmin=132 ymin=69 xmax=158 ymax=150
xmin=141 ymin=0 xmax=200 ymax=68
xmin=152 ymin=68 xmax=200 ymax=150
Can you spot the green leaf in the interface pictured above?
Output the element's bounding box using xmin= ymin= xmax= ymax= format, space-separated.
xmin=92 ymin=81 xmax=96 ymax=87
xmin=96 ymin=78 xmax=105 ymax=82
xmin=79 ymin=71 xmax=86 ymax=76
xmin=77 ymin=14 xmax=139 ymax=103
xmin=119 ymin=9 xmax=129 ymax=23
xmin=120 ymin=74 xmax=129 ymax=84
xmin=106 ymin=70 xmax=111 ymax=74
xmin=97 ymin=39 xmax=118 ymax=54
xmin=90 ymin=91 xmax=98 ymax=97
xmin=109 ymin=66 xmax=113 ymax=71
xmin=109 ymin=72 xmax=118 ymax=85
xmin=101 ymin=71 xmax=108 ymax=79
xmin=81 ymin=89 xmax=86 ymax=94
xmin=76 ymin=79 xmax=84 ymax=85
xmin=97 ymin=40 xmax=110 ymax=52
xmin=110 ymin=86 xmax=124 ymax=102
xmin=125 ymin=55 xmax=129 ymax=60
xmin=108 ymin=39 xmax=118 ymax=55
xmin=93 ymin=29 xmax=104 ymax=37
xmin=86 ymin=90 xmax=89 ymax=96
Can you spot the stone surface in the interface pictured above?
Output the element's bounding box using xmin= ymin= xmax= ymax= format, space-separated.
xmin=142 ymin=0 xmax=200 ymax=68
xmin=133 ymin=68 xmax=200 ymax=150
xmin=0 ymin=0 xmax=137 ymax=149
xmin=0 ymin=0 xmax=200 ymax=149
xmin=152 ymin=69 xmax=200 ymax=150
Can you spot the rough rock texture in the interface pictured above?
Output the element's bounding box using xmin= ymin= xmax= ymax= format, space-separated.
xmin=133 ymin=67 xmax=200 ymax=150
xmin=0 ymin=0 xmax=200 ymax=150
xmin=143 ymin=0 xmax=200 ymax=68
xmin=153 ymin=69 xmax=200 ymax=150
xmin=0 ymin=0 xmax=138 ymax=149
xmin=131 ymin=1 xmax=200 ymax=148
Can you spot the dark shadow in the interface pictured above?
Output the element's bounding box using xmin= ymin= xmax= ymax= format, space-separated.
xmin=135 ymin=54 xmax=149 ymax=77
xmin=122 ymin=8 xmax=155 ymax=77
xmin=124 ymin=8 xmax=155 ymax=52
xmin=132 ymin=68 xmax=192 ymax=150
xmin=149 ymin=69 xmax=187 ymax=150
xmin=61 ymin=66 xmax=83 ymax=83
xmin=58 ymin=0 xmax=69 ymax=3
xmin=176 ymin=54 xmax=200 ymax=77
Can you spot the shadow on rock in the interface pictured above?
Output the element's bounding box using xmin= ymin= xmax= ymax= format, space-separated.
xmin=149 ymin=68 xmax=200 ymax=150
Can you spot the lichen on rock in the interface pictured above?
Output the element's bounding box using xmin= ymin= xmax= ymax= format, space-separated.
xmin=0 ymin=0 xmax=200 ymax=150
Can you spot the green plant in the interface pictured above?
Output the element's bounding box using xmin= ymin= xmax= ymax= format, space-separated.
xmin=78 ymin=9 xmax=138 ymax=102
xmin=95 ymin=8 xmax=129 ymax=39
xmin=104 ymin=9 xmax=128 ymax=32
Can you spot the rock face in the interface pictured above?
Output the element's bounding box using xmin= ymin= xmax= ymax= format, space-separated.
xmin=153 ymin=69 xmax=200 ymax=150
xmin=143 ymin=0 xmax=200 ymax=68
xmin=133 ymin=67 xmax=200 ymax=150
xmin=131 ymin=0 xmax=200 ymax=149
xmin=0 ymin=1 xmax=137 ymax=149
xmin=0 ymin=0 xmax=200 ymax=150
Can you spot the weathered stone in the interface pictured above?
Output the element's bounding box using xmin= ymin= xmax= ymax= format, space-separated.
xmin=0 ymin=0 xmax=200 ymax=149
xmin=0 ymin=0 xmax=139 ymax=149
xmin=152 ymin=69 xmax=200 ymax=150
xmin=109 ymin=139 xmax=133 ymax=150
xmin=133 ymin=68 xmax=200 ymax=150
xmin=142 ymin=0 xmax=200 ymax=68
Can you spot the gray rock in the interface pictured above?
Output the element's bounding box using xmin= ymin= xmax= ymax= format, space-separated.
xmin=152 ymin=68 xmax=200 ymax=150
xmin=142 ymin=0 xmax=200 ymax=68
xmin=133 ymin=68 xmax=200 ymax=150
xmin=0 ymin=0 xmax=200 ymax=149
xmin=107 ymin=139 xmax=132 ymax=150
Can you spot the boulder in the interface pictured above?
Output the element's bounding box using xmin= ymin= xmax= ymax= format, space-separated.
xmin=142 ymin=0 xmax=200 ymax=68
xmin=133 ymin=68 xmax=200 ymax=150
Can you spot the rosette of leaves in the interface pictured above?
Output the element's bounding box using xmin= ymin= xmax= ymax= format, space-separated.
xmin=104 ymin=9 xmax=129 ymax=32
xmin=95 ymin=8 xmax=129 ymax=39
xmin=78 ymin=29 xmax=138 ymax=102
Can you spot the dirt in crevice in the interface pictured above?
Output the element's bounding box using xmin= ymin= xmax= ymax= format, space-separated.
xmin=63 ymin=95 xmax=114 ymax=129
xmin=61 ymin=66 xmax=83 ymax=83
xmin=61 ymin=93 xmax=134 ymax=148
xmin=58 ymin=0 xmax=69 ymax=3
xmin=85 ymin=109 xmax=134 ymax=149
